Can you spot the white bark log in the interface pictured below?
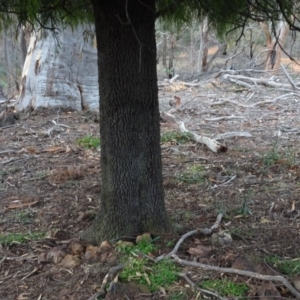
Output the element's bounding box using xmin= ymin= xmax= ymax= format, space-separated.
xmin=16 ymin=26 xmax=99 ymax=112
xmin=161 ymin=111 xmax=227 ymax=153
xmin=178 ymin=121 xmax=227 ymax=153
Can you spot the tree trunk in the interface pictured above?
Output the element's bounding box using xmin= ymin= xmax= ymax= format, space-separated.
xmin=19 ymin=26 xmax=27 ymax=66
xmin=83 ymin=0 xmax=172 ymax=244
xmin=201 ymin=17 xmax=209 ymax=72
xmin=162 ymin=33 xmax=167 ymax=70
xmin=261 ymin=21 xmax=289 ymax=73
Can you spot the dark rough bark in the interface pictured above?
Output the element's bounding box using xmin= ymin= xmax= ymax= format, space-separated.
xmin=82 ymin=0 xmax=172 ymax=244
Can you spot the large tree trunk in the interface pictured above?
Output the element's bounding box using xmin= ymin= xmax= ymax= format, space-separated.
xmin=83 ymin=0 xmax=171 ymax=244
xmin=16 ymin=26 xmax=99 ymax=112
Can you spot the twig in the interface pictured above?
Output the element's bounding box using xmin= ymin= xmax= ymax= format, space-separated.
xmin=87 ymin=264 xmax=126 ymax=300
xmin=0 ymin=124 xmax=19 ymax=130
xmin=172 ymin=255 xmax=300 ymax=299
xmin=211 ymin=175 xmax=236 ymax=189
xmin=214 ymin=132 xmax=252 ymax=140
xmin=179 ymin=273 xmax=227 ymax=300
xmin=205 ymin=115 xmax=244 ymax=121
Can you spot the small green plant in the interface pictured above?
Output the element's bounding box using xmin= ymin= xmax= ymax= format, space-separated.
xmin=77 ymin=135 xmax=100 ymax=149
xmin=0 ymin=232 xmax=45 ymax=245
xmin=200 ymin=279 xmax=249 ymax=298
xmin=266 ymin=256 xmax=300 ymax=275
xmin=36 ymin=170 xmax=49 ymax=179
xmin=119 ymin=258 xmax=179 ymax=292
xmin=9 ymin=167 xmax=20 ymax=174
xmin=176 ymin=164 xmax=205 ymax=184
xmin=262 ymin=149 xmax=282 ymax=166
xmin=237 ymin=190 xmax=252 ymax=216
xmin=166 ymin=240 xmax=176 ymax=248
xmin=118 ymin=240 xmax=179 ymax=292
xmin=161 ymin=131 xmax=191 ymax=145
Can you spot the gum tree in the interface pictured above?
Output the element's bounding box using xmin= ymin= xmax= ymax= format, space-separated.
xmin=2 ymin=0 xmax=299 ymax=244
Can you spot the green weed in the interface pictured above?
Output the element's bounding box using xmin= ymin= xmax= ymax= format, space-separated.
xmin=118 ymin=240 xmax=157 ymax=256
xmin=168 ymin=292 xmax=190 ymax=300
xmin=12 ymin=210 xmax=36 ymax=224
xmin=161 ymin=131 xmax=191 ymax=145
xmin=262 ymin=144 xmax=296 ymax=169
xmin=238 ymin=190 xmax=253 ymax=216
xmin=0 ymin=232 xmax=45 ymax=245
xmin=176 ymin=164 xmax=205 ymax=184
xmin=0 ymin=170 xmax=8 ymax=176
xmin=266 ymin=256 xmax=300 ymax=275
xmin=262 ymin=148 xmax=282 ymax=166
xmin=200 ymin=278 xmax=249 ymax=298
xmin=77 ymin=135 xmax=100 ymax=149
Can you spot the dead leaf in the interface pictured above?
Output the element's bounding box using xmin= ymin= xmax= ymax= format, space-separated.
xmin=70 ymin=240 xmax=85 ymax=256
xmin=60 ymin=254 xmax=81 ymax=268
xmin=46 ymin=247 xmax=68 ymax=263
xmin=188 ymin=245 xmax=212 ymax=258
xmin=232 ymin=256 xmax=255 ymax=272
xmin=7 ymin=200 xmax=38 ymax=209
xmin=42 ymin=146 xmax=66 ymax=153
xmin=37 ymin=252 xmax=48 ymax=263
xmin=211 ymin=231 xmax=233 ymax=246
xmin=291 ymin=275 xmax=300 ymax=292
xmin=116 ymin=241 xmax=134 ymax=248
xmin=136 ymin=233 xmax=152 ymax=244
xmin=257 ymin=282 xmax=281 ymax=300
xmin=85 ymin=245 xmax=100 ymax=261
xmin=99 ymin=240 xmax=112 ymax=251
xmin=17 ymin=293 xmax=30 ymax=300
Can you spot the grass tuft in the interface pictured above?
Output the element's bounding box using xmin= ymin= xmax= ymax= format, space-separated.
xmin=200 ymin=278 xmax=249 ymax=298
xmin=0 ymin=232 xmax=45 ymax=245
xmin=118 ymin=240 xmax=180 ymax=292
xmin=77 ymin=135 xmax=100 ymax=149
xmin=161 ymin=131 xmax=192 ymax=145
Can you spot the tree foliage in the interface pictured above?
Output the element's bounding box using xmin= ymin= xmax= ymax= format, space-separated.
xmin=0 ymin=0 xmax=298 ymax=33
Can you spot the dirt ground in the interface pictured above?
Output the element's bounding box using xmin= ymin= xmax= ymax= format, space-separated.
xmin=1 ymin=74 xmax=300 ymax=299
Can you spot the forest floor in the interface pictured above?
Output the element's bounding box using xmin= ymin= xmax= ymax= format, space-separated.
xmin=1 ymin=72 xmax=300 ymax=300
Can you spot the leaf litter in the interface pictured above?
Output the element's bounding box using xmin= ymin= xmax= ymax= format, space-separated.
xmin=1 ymin=74 xmax=300 ymax=299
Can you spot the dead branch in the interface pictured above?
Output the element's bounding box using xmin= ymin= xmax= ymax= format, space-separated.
xmin=179 ymin=121 xmax=227 ymax=153
xmin=281 ymin=64 xmax=297 ymax=90
xmin=214 ymin=132 xmax=252 ymax=140
xmin=210 ymin=92 xmax=299 ymax=108
xmin=223 ymin=74 xmax=300 ymax=90
xmin=172 ymin=255 xmax=300 ymax=299
xmin=155 ymin=213 xmax=223 ymax=262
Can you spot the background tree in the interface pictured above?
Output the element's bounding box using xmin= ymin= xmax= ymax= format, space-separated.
xmin=1 ymin=0 xmax=299 ymax=244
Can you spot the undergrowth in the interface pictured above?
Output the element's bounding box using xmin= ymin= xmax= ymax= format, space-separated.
xmin=0 ymin=232 xmax=45 ymax=245
xmin=200 ymin=278 xmax=249 ymax=298
xmin=118 ymin=239 xmax=180 ymax=292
